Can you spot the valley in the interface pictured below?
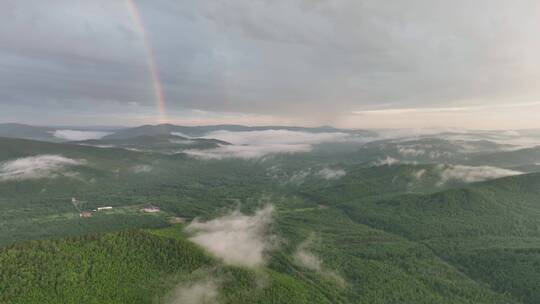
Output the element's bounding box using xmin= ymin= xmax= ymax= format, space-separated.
xmin=1 ymin=124 xmax=540 ymax=303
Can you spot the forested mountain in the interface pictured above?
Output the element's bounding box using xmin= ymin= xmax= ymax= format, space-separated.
xmin=1 ymin=127 xmax=540 ymax=303
xmin=0 ymin=123 xmax=59 ymax=142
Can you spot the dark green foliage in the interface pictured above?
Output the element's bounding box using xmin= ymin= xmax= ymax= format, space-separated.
xmin=0 ymin=229 xmax=337 ymax=304
xmin=446 ymin=247 xmax=540 ymax=304
xmin=2 ymin=135 xmax=540 ymax=303
xmin=0 ymin=230 xmax=212 ymax=303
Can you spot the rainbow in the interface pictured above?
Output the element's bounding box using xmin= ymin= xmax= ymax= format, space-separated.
xmin=126 ymin=0 xmax=167 ymax=123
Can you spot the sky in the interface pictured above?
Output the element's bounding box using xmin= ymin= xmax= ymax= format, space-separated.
xmin=1 ymin=0 xmax=540 ymax=129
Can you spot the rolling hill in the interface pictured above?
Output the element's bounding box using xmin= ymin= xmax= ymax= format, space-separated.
xmin=0 ymin=123 xmax=59 ymax=142
xmin=1 ymin=128 xmax=540 ymax=303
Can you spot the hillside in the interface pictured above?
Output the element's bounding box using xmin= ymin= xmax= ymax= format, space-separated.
xmin=469 ymin=146 xmax=540 ymax=169
xmin=0 ymin=229 xmax=336 ymax=304
xmin=0 ymin=213 xmax=520 ymax=304
xmin=1 ymin=134 xmax=540 ymax=303
xmin=0 ymin=123 xmax=59 ymax=142
xmin=327 ymin=173 xmax=540 ymax=303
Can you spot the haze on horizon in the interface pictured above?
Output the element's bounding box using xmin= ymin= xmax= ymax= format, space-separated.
xmin=1 ymin=0 xmax=540 ymax=129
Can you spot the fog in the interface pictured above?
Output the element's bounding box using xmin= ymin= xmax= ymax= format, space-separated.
xmin=185 ymin=130 xmax=350 ymax=159
xmin=437 ymin=164 xmax=523 ymax=184
xmin=0 ymin=155 xmax=85 ymax=181
xmin=53 ymin=130 xmax=111 ymax=141
xmin=166 ymin=280 xmax=218 ymax=304
xmin=185 ymin=205 xmax=275 ymax=267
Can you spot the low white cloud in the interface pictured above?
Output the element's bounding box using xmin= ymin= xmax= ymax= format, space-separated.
xmin=166 ymin=280 xmax=218 ymax=304
xmin=396 ymin=144 xmax=453 ymax=159
xmin=78 ymin=144 xmax=116 ymax=149
xmin=288 ymin=169 xmax=312 ymax=185
xmin=428 ymin=151 xmax=453 ymax=159
xmin=436 ymin=132 xmax=540 ymax=150
xmin=53 ymin=130 xmax=111 ymax=141
xmin=372 ymin=128 xmax=460 ymax=140
xmin=373 ymin=156 xmax=400 ymax=166
xmin=186 ymin=205 xmax=275 ymax=267
xmin=0 ymin=155 xmax=85 ymax=181
xmin=184 ymin=144 xmax=312 ymax=160
xmin=316 ymin=168 xmax=346 ymax=180
xmin=184 ymin=129 xmax=349 ymax=160
xmin=170 ymin=132 xmax=193 ymax=138
xmin=132 ymin=164 xmax=153 ymax=173
xmin=294 ymin=241 xmax=323 ymax=272
xmin=293 ymin=236 xmax=345 ymax=286
xmin=284 ymin=167 xmax=346 ymax=184
xmin=202 ymin=130 xmax=349 ymax=146
xmin=438 ymin=164 xmax=522 ymax=184
xmin=397 ymin=146 xmax=426 ymax=157
xmin=170 ymin=139 xmax=196 ymax=145
xmin=412 ymin=169 xmax=427 ymax=179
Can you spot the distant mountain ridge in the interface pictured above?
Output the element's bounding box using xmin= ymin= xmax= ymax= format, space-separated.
xmin=0 ymin=123 xmax=119 ymax=142
xmin=0 ymin=123 xmax=59 ymax=142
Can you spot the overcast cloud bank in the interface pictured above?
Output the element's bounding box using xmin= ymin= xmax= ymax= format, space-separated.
xmin=186 ymin=205 xmax=275 ymax=267
xmin=0 ymin=155 xmax=85 ymax=181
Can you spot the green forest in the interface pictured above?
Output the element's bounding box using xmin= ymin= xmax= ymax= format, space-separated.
xmin=1 ymin=131 xmax=540 ymax=303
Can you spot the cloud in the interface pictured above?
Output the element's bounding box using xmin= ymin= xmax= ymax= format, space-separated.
xmin=412 ymin=169 xmax=427 ymax=179
xmin=132 ymin=164 xmax=153 ymax=173
xmin=202 ymin=130 xmax=349 ymax=146
xmin=293 ymin=236 xmax=345 ymax=286
xmin=169 ymin=139 xmax=196 ymax=145
xmin=53 ymin=130 xmax=111 ymax=141
xmin=437 ymin=164 xmax=522 ymax=184
xmin=186 ymin=205 xmax=275 ymax=267
xmin=372 ymin=128 xmax=463 ymax=140
xmin=397 ymin=146 xmax=426 ymax=157
xmin=184 ymin=144 xmax=312 ymax=160
xmin=274 ymin=167 xmax=346 ymax=184
xmin=166 ymin=280 xmax=218 ymax=304
xmin=352 ymin=102 xmax=540 ymax=116
xmin=316 ymin=168 xmax=346 ymax=180
xmin=288 ymin=169 xmax=312 ymax=185
xmin=184 ymin=129 xmax=350 ymax=160
xmin=4 ymin=1 xmax=540 ymax=129
xmin=0 ymin=155 xmax=85 ymax=181
xmin=373 ymin=156 xmax=400 ymax=166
